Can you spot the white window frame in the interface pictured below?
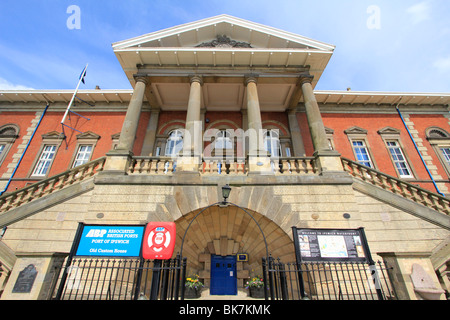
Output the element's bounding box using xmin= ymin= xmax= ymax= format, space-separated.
xmin=69 ymin=131 xmax=99 ymax=169
xmin=386 ymin=140 xmax=414 ymax=178
xmin=164 ymin=129 xmax=183 ymax=157
xmin=426 ymin=127 xmax=450 ymax=178
xmin=72 ymin=145 xmax=93 ymax=168
xmin=345 ymin=126 xmax=378 ymax=170
xmin=29 ymin=131 xmax=64 ymax=178
xmin=0 ymin=144 xmax=6 ymax=163
xmin=264 ymin=129 xmax=281 ymax=158
xmin=32 ymin=145 xmax=58 ymax=177
xmin=0 ymin=124 xmax=19 ymax=167
xmin=352 ymin=140 xmax=374 ymax=168
xmin=439 ymin=147 xmax=450 ymax=167
xmin=215 ymin=130 xmax=233 ymax=150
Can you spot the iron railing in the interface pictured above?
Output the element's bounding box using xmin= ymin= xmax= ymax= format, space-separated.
xmin=52 ymin=256 xmax=186 ymax=300
xmin=262 ymin=257 xmax=397 ymax=300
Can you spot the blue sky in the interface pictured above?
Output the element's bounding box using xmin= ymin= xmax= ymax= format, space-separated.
xmin=0 ymin=0 xmax=449 ymax=92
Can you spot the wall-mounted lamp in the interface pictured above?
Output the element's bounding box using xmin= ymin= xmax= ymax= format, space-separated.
xmin=222 ymin=184 xmax=231 ymax=203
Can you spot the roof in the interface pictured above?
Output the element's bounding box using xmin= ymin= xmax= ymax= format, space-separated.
xmin=112 ymin=14 xmax=335 ymax=88
xmin=1 ymin=89 xmax=449 ymax=110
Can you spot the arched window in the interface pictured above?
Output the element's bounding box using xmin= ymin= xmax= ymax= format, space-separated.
xmin=215 ymin=130 xmax=232 ymax=150
xmin=426 ymin=127 xmax=450 ymax=177
xmin=264 ymin=130 xmax=281 ymax=157
xmin=0 ymin=124 xmax=19 ymax=167
xmin=165 ymin=129 xmax=183 ymax=157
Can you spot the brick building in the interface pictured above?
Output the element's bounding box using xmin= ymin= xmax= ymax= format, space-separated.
xmin=0 ymin=15 xmax=448 ymax=300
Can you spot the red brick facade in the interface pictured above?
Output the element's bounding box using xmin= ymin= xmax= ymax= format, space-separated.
xmin=1 ymin=105 xmax=449 ymax=194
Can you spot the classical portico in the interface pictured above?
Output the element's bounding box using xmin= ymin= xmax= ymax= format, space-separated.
xmin=104 ymin=14 xmax=341 ymax=174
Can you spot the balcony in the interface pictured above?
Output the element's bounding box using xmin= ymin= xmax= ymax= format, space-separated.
xmin=127 ymin=156 xmax=318 ymax=176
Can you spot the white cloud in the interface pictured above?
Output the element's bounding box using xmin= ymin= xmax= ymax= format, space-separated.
xmin=0 ymin=78 xmax=34 ymax=90
xmin=406 ymin=1 xmax=431 ymax=24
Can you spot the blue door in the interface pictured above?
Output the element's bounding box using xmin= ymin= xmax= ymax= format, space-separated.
xmin=210 ymin=255 xmax=237 ymax=295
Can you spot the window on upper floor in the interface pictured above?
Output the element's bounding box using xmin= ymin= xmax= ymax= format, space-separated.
xmin=386 ymin=140 xmax=414 ymax=178
xmin=72 ymin=145 xmax=93 ymax=168
xmin=426 ymin=126 xmax=450 ymax=177
xmin=165 ymin=129 xmax=183 ymax=157
xmin=440 ymin=147 xmax=450 ymax=166
xmin=345 ymin=126 xmax=377 ymax=170
xmin=32 ymin=145 xmax=57 ymax=176
xmin=30 ymin=131 xmax=64 ymax=178
xmin=0 ymin=145 xmax=6 ymax=159
xmin=215 ymin=130 xmax=232 ymax=150
xmin=378 ymin=127 xmax=415 ymax=179
xmin=264 ymin=130 xmax=281 ymax=158
xmin=0 ymin=124 xmax=19 ymax=167
xmin=352 ymin=140 xmax=374 ymax=168
xmin=70 ymin=131 xmax=100 ymax=169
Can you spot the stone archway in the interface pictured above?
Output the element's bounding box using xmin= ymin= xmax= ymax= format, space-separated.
xmin=172 ymin=204 xmax=295 ymax=290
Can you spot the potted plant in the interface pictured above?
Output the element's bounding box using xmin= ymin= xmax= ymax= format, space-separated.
xmin=246 ymin=276 xmax=265 ymax=298
xmin=184 ymin=274 xmax=203 ymax=298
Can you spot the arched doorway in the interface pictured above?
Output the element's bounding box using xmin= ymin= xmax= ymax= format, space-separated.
xmin=172 ymin=205 xmax=295 ymax=294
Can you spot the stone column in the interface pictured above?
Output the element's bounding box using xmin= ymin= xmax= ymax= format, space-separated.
xmin=245 ymin=76 xmax=270 ymax=174
xmin=301 ymin=75 xmax=342 ymax=172
xmin=116 ymin=76 xmax=148 ymax=152
xmin=178 ymin=75 xmax=203 ymax=173
xmin=141 ymin=108 xmax=160 ymax=156
xmin=245 ymin=77 xmax=264 ymax=155
xmin=103 ymin=76 xmax=147 ymax=173
xmin=287 ymin=109 xmax=306 ymax=157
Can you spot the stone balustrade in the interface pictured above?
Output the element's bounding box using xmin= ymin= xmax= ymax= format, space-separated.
xmin=341 ymin=157 xmax=450 ymax=216
xmin=128 ymin=156 xmax=178 ymax=174
xmin=0 ymin=157 xmax=106 ymax=213
xmin=127 ymin=156 xmax=318 ymax=176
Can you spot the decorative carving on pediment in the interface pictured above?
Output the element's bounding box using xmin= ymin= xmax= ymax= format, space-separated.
xmin=196 ymin=35 xmax=252 ymax=48
xmin=344 ymin=126 xmax=368 ymax=135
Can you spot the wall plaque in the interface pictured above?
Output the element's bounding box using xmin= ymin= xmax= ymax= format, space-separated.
xmin=12 ymin=264 xmax=38 ymax=293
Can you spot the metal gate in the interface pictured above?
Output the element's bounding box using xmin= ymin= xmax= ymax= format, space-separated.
xmin=262 ymin=257 xmax=397 ymax=300
xmin=52 ymin=255 xmax=186 ymax=300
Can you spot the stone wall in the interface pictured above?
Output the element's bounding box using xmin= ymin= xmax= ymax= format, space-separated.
xmin=1 ymin=176 xmax=448 ymax=299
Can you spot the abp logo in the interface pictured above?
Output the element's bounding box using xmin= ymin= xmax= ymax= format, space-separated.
xmin=85 ymin=229 xmax=107 ymax=238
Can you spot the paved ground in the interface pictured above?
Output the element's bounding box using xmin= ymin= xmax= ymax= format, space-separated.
xmin=187 ymin=289 xmax=264 ymax=300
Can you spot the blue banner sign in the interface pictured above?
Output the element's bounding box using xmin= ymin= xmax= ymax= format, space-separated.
xmin=76 ymin=225 xmax=145 ymax=257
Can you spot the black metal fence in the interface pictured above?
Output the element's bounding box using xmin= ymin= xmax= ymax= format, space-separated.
xmin=262 ymin=257 xmax=397 ymax=300
xmin=52 ymin=255 xmax=186 ymax=300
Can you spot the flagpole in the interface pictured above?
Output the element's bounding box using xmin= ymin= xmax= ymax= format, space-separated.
xmin=61 ymin=63 xmax=88 ymax=125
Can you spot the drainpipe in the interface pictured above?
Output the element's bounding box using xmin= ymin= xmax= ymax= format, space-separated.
xmin=0 ymin=104 xmax=49 ymax=196
xmin=395 ymin=104 xmax=445 ymax=197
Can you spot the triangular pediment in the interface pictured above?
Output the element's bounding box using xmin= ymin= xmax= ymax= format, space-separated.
xmin=344 ymin=126 xmax=368 ymax=135
xmin=377 ymin=127 xmax=401 ymax=135
xmin=113 ymin=14 xmax=334 ymax=51
xmin=113 ymin=15 xmax=335 ymax=92
xmin=76 ymin=131 xmax=100 ymax=140
xmin=42 ymin=131 xmax=65 ymax=140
